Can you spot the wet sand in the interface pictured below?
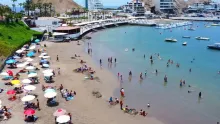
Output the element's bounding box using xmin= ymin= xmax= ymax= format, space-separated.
xmin=0 ymin=40 xmax=164 ymax=124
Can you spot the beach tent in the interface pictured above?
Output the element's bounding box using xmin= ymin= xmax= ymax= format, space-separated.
xmin=53 ymin=109 xmax=66 ymax=116
xmin=27 ymin=51 xmax=35 ymax=57
xmin=24 ymin=85 xmax=36 ymax=91
xmin=22 ymin=79 xmax=32 ymax=84
xmin=44 ymin=92 xmax=57 ymax=98
xmin=24 ymin=109 xmax=35 ymax=116
xmin=21 ymin=95 xmax=35 ymax=102
xmin=6 ymin=59 xmax=16 ymax=64
xmin=56 ymin=115 xmax=70 ymax=123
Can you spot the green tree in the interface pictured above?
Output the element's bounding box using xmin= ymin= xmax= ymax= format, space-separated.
xmin=36 ymin=2 xmax=43 ymax=16
xmin=11 ymin=0 xmax=17 ymax=12
xmin=43 ymin=3 xmax=48 ymax=16
xmin=24 ymin=0 xmax=31 ymax=17
xmin=48 ymin=2 xmax=52 ymax=17
xmin=18 ymin=3 xmax=23 ymax=12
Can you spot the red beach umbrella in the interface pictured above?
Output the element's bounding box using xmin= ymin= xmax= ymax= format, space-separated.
xmin=24 ymin=109 xmax=35 ymax=116
xmin=53 ymin=108 xmax=67 ymax=116
xmin=7 ymin=70 xmax=13 ymax=76
xmin=7 ymin=90 xmax=15 ymax=95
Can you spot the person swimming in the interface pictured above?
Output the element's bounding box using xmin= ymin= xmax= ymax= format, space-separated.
xmin=150 ymin=55 xmax=152 ymax=60
xmin=147 ymin=103 xmax=150 ymax=108
xmin=129 ymin=71 xmax=132 ymax=76
xmin=189 ymin=68 xmax=192 ymax=72
xmin=132 ymin=48 xmax=135 ymax=51
xmin=155 ymin=69 xmax=158 ymax=74
xmin=140 ymin=73 xmax=143 ymax=79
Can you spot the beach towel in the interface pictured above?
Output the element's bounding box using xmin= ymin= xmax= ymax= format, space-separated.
xmin=67 ymin=96 xmax=74 ymax=101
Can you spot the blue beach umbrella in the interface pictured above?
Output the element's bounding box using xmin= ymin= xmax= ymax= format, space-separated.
xmin=27 ymin=51 xmax=35 ymax=57
xmin=40 ymin=59 xmax=48 ymax=63
xmin=6 ymin=59 xmax=16 ymax=64
xmin=35 ymin=39 xmax=40 ymax=43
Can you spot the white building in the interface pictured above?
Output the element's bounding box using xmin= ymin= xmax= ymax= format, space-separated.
xmin=153 ymin=0 xmax=175 ymax=13
xmin=121 ymin=0 xmax=146 ymax=16
xmin=188 ymin=2 xmax=220 ymax=12
xmin=88 ymin=0 xmax=104 ymax=11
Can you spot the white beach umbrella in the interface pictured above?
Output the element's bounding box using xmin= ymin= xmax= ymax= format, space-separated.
xmin=26 ymin=66 xmax=35 ymax=70
xmin=14 ymin=84 xmax=22 ymax=87
xmin=26 ymin=58 xmax=33 ymax=62
xmin=23 ymin=62 xmax=30 ymax=65
xmin=44 ymin=72 xmax=53 ymax=77
xmin=0 ymin=99 xmax=2 ymax=104
xmin=56 ymin=115 xmax=70 ymax=123
xmin=16 ymin=49 xmax=23 ymax=54
xmin=42 ymin=64 xmax=49 ymax=68
xmin=0 ymin=104 xmax=2 ymax=108
xmin=24 ymin=57 xmax=31 ymax=60
xmin=44 ymin=92 xmax=57 ymax=98
xmin=21 ymin=48 xmax=26 ymax=51
xmin=42 ymin=56 xmax=50 ymax=59
xmin=28 ymin=73 xmax=38 ymax=78
xmin=21 ymin=95 xmax=35 ymax=102
xmin=17 ymin=63 xmax=26 ymax=68
xmin=38 ymin=56 xmax=43 ymax=58
xmin=0 ymin=72 xmax=9 ymax=76
xmin=29 ymin=46 xmax=36 ymax=50
xmin=22 ymin=79 xmax=32 ymax=84
xmin=24 ymin=85 xmax=36 ymax=91
xmin=42 ymin=69 xmax=53 ymax=74
xmin=40 ymin=53 xmax=47 ymax=56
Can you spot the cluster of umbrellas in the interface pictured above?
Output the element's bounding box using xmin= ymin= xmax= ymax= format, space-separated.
xmin=53 ymin=109 xmax=70 ymax=123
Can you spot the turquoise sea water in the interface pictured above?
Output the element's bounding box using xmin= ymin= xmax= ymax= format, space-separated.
xmin=86 ymin=21 xmax=220 ymax=124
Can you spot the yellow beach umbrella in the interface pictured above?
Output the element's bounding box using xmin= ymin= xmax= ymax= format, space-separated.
xmin=11 ymin=80 xmax=20 ymax=85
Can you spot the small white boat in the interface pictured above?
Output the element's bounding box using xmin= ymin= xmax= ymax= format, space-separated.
xmin=207 ymin=43 xmax=220 ymax=50
xmin=182 ymin=36 xmax=191 ymax=38
xmin=182 ymin=42 xmax=187 ymax=46
xmin=165 ymin=38 xmax=177 ymax=42
xmin=211 ymin=23 xmax=220 ymax=26
xmin=125 ymin=48 xmax=128 ymax=52
xmin=195 ymin=37 xmax=210 ymax=40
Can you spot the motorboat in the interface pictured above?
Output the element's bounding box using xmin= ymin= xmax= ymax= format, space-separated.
xmin=195 ymin=37 xmax=210 ymax=40
xmin=165 ymin=38 xmax=177 ymax=42
xmin=211 ymin=23 xmax=220 ymax=26
xmin=205 ymin=26 xmax=210 ymax=28
xmin=182 ymin=42 xmax=187 ymax=46
xmin=182 ymin=36 xmax=191 ymax=38
xmin=207 ymin=43 xmax=220 ymax=50
xmin=188 ymin=28 xmax=195 ymax=31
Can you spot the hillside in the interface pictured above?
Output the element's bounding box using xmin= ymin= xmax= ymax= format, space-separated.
xmin=0 ymin=21 xmax=41 ymax=57
xmin=32 ymin=0 xmax=82 ymax=14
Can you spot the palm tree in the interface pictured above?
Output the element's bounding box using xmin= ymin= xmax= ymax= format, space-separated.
xmin=11 ymin=0 xmax=17 ymax=12
xmin=18 ymin=3 xmax=23 ymax=12
xmin=43 ymin=3 xmax=48 ymax=16
xmin=48 ymin=2 xmax=52 ymax=17
xmin=24 ymin=0 xmax=31 ymax=17
xmin=36 ymin=2 xmax=42 ymax=16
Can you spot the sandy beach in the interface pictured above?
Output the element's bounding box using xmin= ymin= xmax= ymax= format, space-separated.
xmin=0 ymin=39 xmax=164 ymax=124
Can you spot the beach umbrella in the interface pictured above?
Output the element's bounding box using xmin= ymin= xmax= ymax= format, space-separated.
xmin=14 ymin=84 xmax=21 ymax=88
xmin=0 ymin=72 xmax=9 ymax=76
xmin=28 ymin=73 xmax=38 ymax=78
xmin=21 ymin=95 xmax=35 ymax=102
xmin=42 ymin=64 xmax=49 ymax=68
xmin=26 ymin=66 xmax=35 ymax=70
xmin=11 ymin=80 xmax=20 ymax=85
xmin=40 ymin=53 xmax=47 ymax=56
xmin=6 ymin=59 xmax=16 ymax=64
xmin=6 ymin=70 xmax=13 ymax=76
xmin=22 ymin=79 xmax=32 ymax=84
xmin=0 ymin=104 xmax=2 ymax=108
xmin=42 ymin=69 xmax=53 ymax=74
xmin=56 ymin=115 xmax=70 ymax=123
xmin=24 ymin=57 xmax=31 ymax=60
xmin=17 ymin=63 xmax=26 ymax=68
xmin=35 ymin=39 xmax=40 ymax=43
xmin=27 ymin=51 xmax=35 ymax=57
xmin=7 ymin=90 xmax=15 ymax=95
xmin=44 ymin=72 xmax=53 ymax=77
xmin=16 ymin=49 xmax=23 ymax=54
xmin=26 ymin=58 xmax=33 ymax=62
xmin=24 ymin=85 xmax=36 ymax=91
xmin=0 ymin=99 xmax=2 ymax=104
xmin=24 ymin=109 xmax=35 ymax=116
xmin=42 ymin=56 xmax=50 ymax=59
xmin=29 ymin=46 xmax=36 ymax=50
xmin=45 ymin=88 xmax=56 ymax=93
xmin=44 ymin=92 xmax=57 ymax=98
xmin=13 ymin=56 xmax=21 ymax=59
xmin=53 ymin=109 xmax=66 ymax=116
xmin=21 ymin=48 xmax=26 ymax=51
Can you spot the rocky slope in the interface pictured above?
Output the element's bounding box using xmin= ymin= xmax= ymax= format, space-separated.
xmin=32 ymin=0 xmax=82 ymax=14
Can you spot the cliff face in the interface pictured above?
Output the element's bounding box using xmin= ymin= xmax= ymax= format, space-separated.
xmin=32 ymin=0 xmax=82 ymax=14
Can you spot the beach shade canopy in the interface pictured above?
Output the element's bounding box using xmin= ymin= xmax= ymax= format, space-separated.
xmin=42 ymin=69 xmax=53 ymax=74
xmin=44 ymin=72 xmax=53 ymax=77
xmin=26 ymin=66 xmax=36 ymax=70
xmin=44 ymin=92 xmax=57 ymax=98
xmin=35 ymin=39 xmax=40 ymax=43
xmin=17 ymin=63 xmax=26 ymax=68
xmin=28 ymin=73 xmax=38 ymax=78
xmin=21 ymin=95 xmax=35 ymax=102
xmin=6 ymin=59 xmax=16 ymax=64
xmin=24 ymin=109 xmax=35 ymax=116
xmin=11 ymin=80 xmax=20 ymax=85
xmin=7 ymin=70 xmax=13 ymax=76
xmin=22 ymin=79 xmax=32 ymax=84
xmin=7 ymin=90 xmax=16 ymax=95
xmin=56 ymin=115 xmax=70 ymax=123
xmin=24 ymin=85 xmax=36 ymax=91
xmin=42 ymin=56 xmax=50 ymax=59
xmin=16 ymin=49 xmax=23 ymax=54
xmin=0 ymin=72 xmax=9 ymax=76
xmin=53 ymin=109 xmax=66 ymax=117
xmin=45 ymin=88 xmax=56 ymax=93
xmin=42 ymin=64 xmax=49 ymax=68
xmin=29 ymin=45 xmax=36 ymax=50
xmin=27 ymin=51 xmax=35 ymax=57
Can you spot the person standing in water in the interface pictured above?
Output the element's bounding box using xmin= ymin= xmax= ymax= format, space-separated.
xmin=199 ymin=92 xmax=202 ymax=98
xmin=164 ymin=75 xmax=167 ymax=82
xmin=144 ymin=54 xmax=145 ymax=58
xmin=140 ymin=73 xmax=143 ymax=79
xmin=129 ymin=71 xmax=132 ymax=76
xmin=114 ymin=58 xmax=117 ymax=63
xmin=99 ymin=59 xmax=102 ymax=66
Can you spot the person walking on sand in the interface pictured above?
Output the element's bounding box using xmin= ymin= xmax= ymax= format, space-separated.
xmin=36 ymin=99 xmax=40 ymax=111
xmin=58 ymin=68 xmax=61 ymax=75
xmin=56 ymin=55 xmax=59 ymax=61
xmin=120 ymin=100 xmax=123 ymax=110
xmin=100 ymin=59 xmax=102 ymax=66
xmin=120 ymin=88 xmax=125 ymax=97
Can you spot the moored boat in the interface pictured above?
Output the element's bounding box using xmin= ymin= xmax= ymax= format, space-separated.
xmin=182 ymin=36 xmax=191 ymax=38
xmin=182 ymin=42 xmax=187 ymax=46
xmin=165 ymin=38 xmax=177 ymax=42
xmin=211 ymin=23 xmax=220 ymax=26
xmin=188 ymin=28 xmax=195 ymax=31
xmin=207 ymin=43 xmax=220 ymax=50
xmin=195 ymin=37 xmax=210 ymax=40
